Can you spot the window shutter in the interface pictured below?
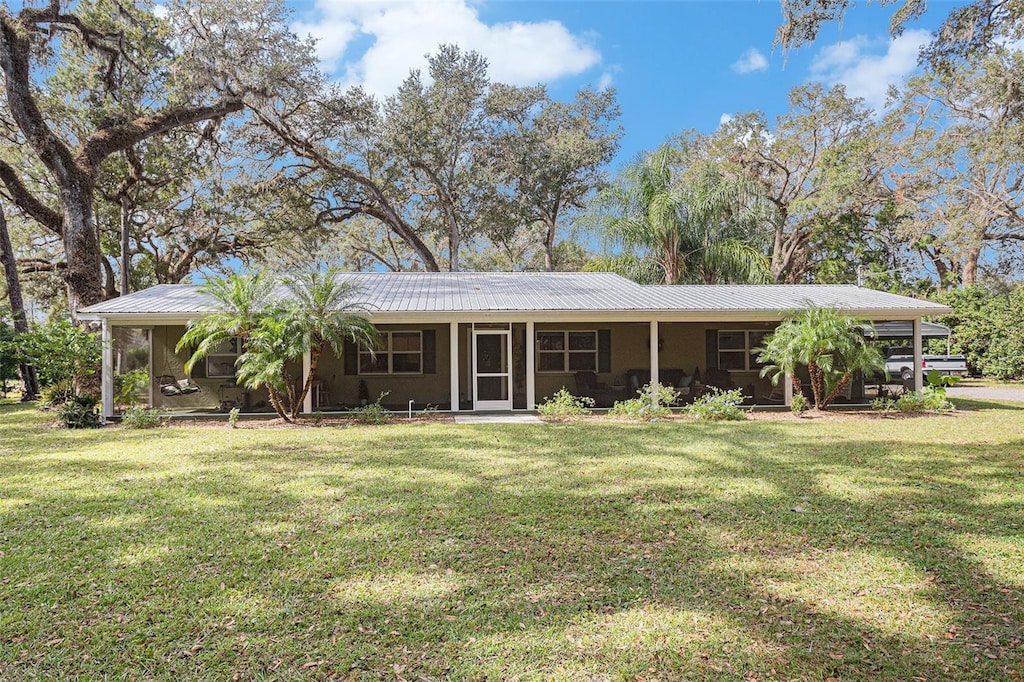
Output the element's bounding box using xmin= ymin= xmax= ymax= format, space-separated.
xmin=598 ymin=329 xmax=611 ymax=373
xmin=422 ymin=329 xmax=436 ymax=374
xmin=343 ymin=339 xmax=358 ymax=375
xmin=705 ymin=330 xmax=719 ymax=370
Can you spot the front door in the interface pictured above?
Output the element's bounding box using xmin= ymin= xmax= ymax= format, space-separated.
xmin=473 ymin=330 xmax=512 ymax=411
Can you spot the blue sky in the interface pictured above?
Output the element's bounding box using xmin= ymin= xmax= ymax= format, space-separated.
xmin=288 ymin=0 xmax=963 ymax=168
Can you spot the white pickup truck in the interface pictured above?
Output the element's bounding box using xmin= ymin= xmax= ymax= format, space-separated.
xmin=884 ymin=347 xmax=969 ymax=381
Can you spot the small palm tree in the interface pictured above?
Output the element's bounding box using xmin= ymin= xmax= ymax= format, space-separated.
xmin=283 ymin=267 xmax=379 ymax=420
xmin=177 ymin=272 xmax=275 ymax=375
xmin=179 ymin=267 xmax=379 ymax=422
xmin=757 ymin=306 xmax=884 ymax=410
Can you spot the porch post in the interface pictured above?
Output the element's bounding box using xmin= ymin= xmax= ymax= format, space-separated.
xmin=912 ymin=316 xmax=924 ymax=392
xmin=783 ymin=371 xmax=793 ymax=407
xmin=526 ymin=320 xmax=536 ymax=410
xmin=449 ymin=321 xmax=459 ymax=412
xmin=302 ymin=349 xmax=312 ymax=414
xmin=649 ymin=320 xmax=660 ymax=389
xmin=101 ymin=319 xmax=114 ymax=420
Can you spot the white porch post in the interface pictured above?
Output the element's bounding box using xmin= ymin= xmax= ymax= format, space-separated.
xmin=526 ymin=321 xmax=536 ymax=410
xmin=449 ymin=321 xmax=459 ymax=412
xmin=649 ymin=320 xmax=660 ymax=389
xmin=302 ymin=349 xmax=313 ymax=414
xmin=783 ymin=371 xmax=793 ymax=407
xmin=101 ymin=319 xmax=114 ymax=420
xmin=912 ymin=316 xmax=924 ymax=392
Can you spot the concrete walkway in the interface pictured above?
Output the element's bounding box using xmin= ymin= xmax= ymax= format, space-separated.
xmin=947 ymin=386 xmax=1024 ymax=403
xmin=453 ymin=413 xmax=544 ymax=424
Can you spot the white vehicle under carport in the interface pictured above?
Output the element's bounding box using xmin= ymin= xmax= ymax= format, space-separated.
xmin=884 ymin=347 xmax=968 ymax=382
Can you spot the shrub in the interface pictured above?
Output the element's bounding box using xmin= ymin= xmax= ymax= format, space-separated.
xmin=40 ymin=379 xmax=74 ymax=408
xmin=790 ymin=393 xmax=809 ymax=416
xmin=871 ymin=396 xmax=897 ymax=414
xmin=353 ymin=391 xmax=391 ymax=424
xmin=896 ymin=387 xmax=955 ymax=413
xmin=121 ymin=405 xmax=167 ymax=429
xmin=536 ymin=388 xmax=594 ymax=419
xmin=935 ymin=286 xmax=1024 ymax=380
xmin=59 ymin=395 xmax=101 ymax=429
xmin=14 ymin=320 xmax=101 ymax=390
xmin=685 ymin=387 xmax=746 ymax=421
xmin=609 ymin=382 xmax=679 ymax=421
xmin=228 ymin=407 xmax=241 ymax=428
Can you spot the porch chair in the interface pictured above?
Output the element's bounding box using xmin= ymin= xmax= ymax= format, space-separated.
xmin=573 ymin=371 xmax=617 ymax=408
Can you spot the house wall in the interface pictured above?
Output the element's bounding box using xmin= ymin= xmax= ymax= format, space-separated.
xmin=149 ymin=325 xmax=272 ymax=411
xmin=316 ymin=323 xmax=453 ymax=410
xmin=137 ymin=317 xmax=861 ymax=412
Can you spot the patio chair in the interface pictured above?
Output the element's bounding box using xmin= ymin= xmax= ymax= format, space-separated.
xmin=573 ymin=371 xmax=617 ymax=407
xmin=157 ymin=374 xmax=201 ymax=397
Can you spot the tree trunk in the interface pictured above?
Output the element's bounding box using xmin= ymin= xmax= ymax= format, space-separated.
xmin=961 ymin=244 xmax=982 ymax=286
xmin=807 ymin=359 xmax=824 ymax=409
xmin=0 ymin=201 xmax=39 ymax=400
xmin=542 ymin=218 xmax=557 ymax=272
xmin=59 ymin=176 xmax=105 ymax=317
xmin=291 ymin=344 xmax=322 ymax=420
xmin=120 ymin=195 xmax=131 ymax=296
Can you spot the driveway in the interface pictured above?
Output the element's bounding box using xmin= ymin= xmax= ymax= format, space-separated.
xmin=947 ymin=386 xmax=1024 ymax=403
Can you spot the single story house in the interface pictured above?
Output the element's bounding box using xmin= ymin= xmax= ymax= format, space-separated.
xmin=78 ymin=272 xmax=951 ymax=418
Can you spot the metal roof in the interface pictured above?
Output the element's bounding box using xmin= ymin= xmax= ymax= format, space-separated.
xmin=79 ymin=272 xmax=950 ymax=318
xmin=866 ymin=320 xmax=951 ymax=339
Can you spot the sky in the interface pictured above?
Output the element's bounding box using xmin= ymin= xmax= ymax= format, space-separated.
xmin=287 ymin=0 xmax=966 ymax=169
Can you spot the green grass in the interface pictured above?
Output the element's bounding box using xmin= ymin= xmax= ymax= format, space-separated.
xmin=2 ymin=400 xmax=1023 ymax=680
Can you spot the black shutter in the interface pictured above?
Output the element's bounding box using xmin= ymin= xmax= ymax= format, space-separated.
xmin=343 ymin=339 xmax=358 ymax=375
xmin=705 ymin=329 xmax=719 ymax=371
xmin=422 ymin=329 xmax=436 ymax=374
xmin=598 ymin=329 xmax=611 ymax=373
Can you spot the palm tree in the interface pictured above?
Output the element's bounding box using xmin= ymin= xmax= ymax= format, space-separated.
xmin=757 ymin=306 xmax=884 ymax=410
xmin=179 ymin=267 xmax=379 ymax=422
xmin=177 ymin=271 xmax=277 ymax=375
xmin=284 ymin=267 xmax=379 ymax=420
xmin=594 ymin=140 xmax=770 ymax=284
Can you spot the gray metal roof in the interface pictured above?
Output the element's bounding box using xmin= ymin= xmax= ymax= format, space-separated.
xmin=79 ymin=272 xmax=950 ymax=317
xmin=867 ymin=320 xmax=951 ymax=339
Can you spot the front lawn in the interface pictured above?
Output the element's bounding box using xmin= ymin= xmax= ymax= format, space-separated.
xmin=1 ymin=400 xmax=1022 ymax=680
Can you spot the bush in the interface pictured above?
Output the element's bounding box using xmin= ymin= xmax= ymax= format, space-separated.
xmin=790 ymin=393 xmax=809 ymax=416
xmin=896 ymin=387 xmax=955 ymax=413
xmin=228 ymin=407 xmax=241 ymax=428
xmin=536 ymin=388 xmax=594 ymax=419
xmin=871 ymin=396 xmax=897 ymax=414
xmin=873 ymin=386 xmax=954 ymax=414
xmin=609 ymin=382 xmax=679 ymax=421
xmin=59 ymin=395 xmax=101 ymax=429
xmin=685 ymin=387 xmax=746 ymax=421
xmin=121 ymin=405 xmax=167 ymax=429
xmin=14 ymin=320 xmax=101 ymax=389
xmin=936 ymin=286 xmax=1024 ymax=380
xmin=352 ymin=391 xmax=391 ymax=424
xmin=40 ymin=379 xmax=74 ymax=408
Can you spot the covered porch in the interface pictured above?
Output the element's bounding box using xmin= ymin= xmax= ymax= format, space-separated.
xmin=98 ymin=315 xmax=933 ymax=417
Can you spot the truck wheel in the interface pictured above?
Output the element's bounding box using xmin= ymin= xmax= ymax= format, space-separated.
xmin=901 ymin=368 xmax=914 ymax=381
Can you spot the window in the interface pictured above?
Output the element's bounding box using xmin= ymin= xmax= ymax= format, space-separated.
xmin=207 ymin=337 xmax=241 ymax=378
xmin=717 ymin=330 xmax=768 ymax=371
xmin=359 ymin=331 xmax=422 ymax=375
xmin=537 ymin=330 xmax=597 ymax=373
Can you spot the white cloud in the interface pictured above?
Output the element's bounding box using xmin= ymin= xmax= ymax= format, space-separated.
xmin=732 ymin=48 xmax=768 ymax=74
xmin=719 ymin=113 xmax=733 ymax=126
xmin=809 ymin=29 xmax=930 ymax=110
xmin=293 ymin=0 xmax=601 ymax=97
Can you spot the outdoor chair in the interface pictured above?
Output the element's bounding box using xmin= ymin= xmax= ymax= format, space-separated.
xmin=573 ymin=371 xmax=617 ymax=407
